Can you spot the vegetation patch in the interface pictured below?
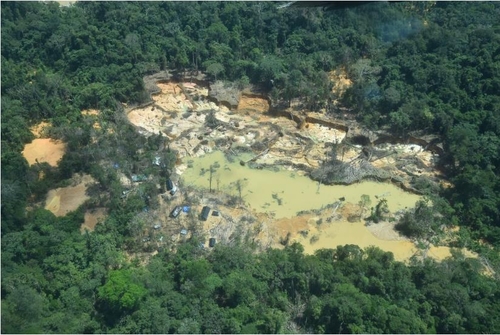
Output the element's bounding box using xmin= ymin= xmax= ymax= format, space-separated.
xmin=2 ymin=1 xmax=500 ymax=333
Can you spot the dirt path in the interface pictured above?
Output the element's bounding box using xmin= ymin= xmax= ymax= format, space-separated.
xmin=45 ymin=174 xmax=95 ymax=216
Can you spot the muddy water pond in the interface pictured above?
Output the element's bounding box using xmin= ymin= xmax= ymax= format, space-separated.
xmin=181 ymin=150 xmax=478 ymax=263
xmin=297 ymin=220 xmax=418 ymax=261
xmin=181 ymin=150 xmax=421 ymax=219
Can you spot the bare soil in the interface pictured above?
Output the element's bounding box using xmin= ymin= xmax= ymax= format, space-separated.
xmin=366 ymin=221 xmax=410 ymax=241
xmin=44 ymin=174 xmax=95 ymax=216
xmin=123 ymin=73 xmax=474 ymax=264
xmin=237 ymin=96 xmax=270 ymax=113
xmin=30 ymin=121 xmax=52 ymax=138
xmin=81 ymin=109 xmax=99 ymax=116
xmin=81 ymin=207 xmax=107 ymax=233
xmin=22 ymin=139 xmax=66 ymax=167
xmin=24 ymin=121 xmax=67 ymax=167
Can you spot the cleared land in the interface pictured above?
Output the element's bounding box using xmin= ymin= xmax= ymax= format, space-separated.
xmin=122 ymin=78 xmax=475 ymax=263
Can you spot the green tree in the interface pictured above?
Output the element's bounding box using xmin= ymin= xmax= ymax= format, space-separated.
xmin=98 ymin=268 xmax=147 ymax=313
xmin=205 ymin=62 xmax=224 ymax=81
xmin=366 ymin=198 xmax=390 ymax=223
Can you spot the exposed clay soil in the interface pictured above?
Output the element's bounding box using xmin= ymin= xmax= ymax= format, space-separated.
xmin=30 ymin=121 xmax=51 ymax=138
xmin=23 ymin=121 xmax=66 ymax=167
xmin=153 ymin=83 xmax=192 ymax=109
xmin=81 ymin=207 xmax=108 ymax=233
xmin=22 ymin=139 xmax=66 ymax=167
xmin=122 ymin=73 xmax=477 ymax=264
xmin=44 ymin=174 xmax=95 ymax=217
xmin=237 ymin=95 xmax=270 ymax=113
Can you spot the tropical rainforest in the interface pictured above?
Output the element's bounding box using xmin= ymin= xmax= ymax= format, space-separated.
xmin=2 ymin=1 xmax=500 ymax=333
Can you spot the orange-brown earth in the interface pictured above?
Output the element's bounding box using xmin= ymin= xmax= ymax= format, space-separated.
xmin=123 ymin=72 xmax=479 ymax=265
xmin=30 ymin=121 xmax=51 ymax=138
xmin=23 ymin=121 xmax=66 ymax=167
xmin=237 ymin=95 xmax=270 ymax=113
xmin=81 ymin=207 xmax=108 ymax=233
xmin=22 ymin=139 xmax=66 ymax=167
xmin=329 ymin=68 xmax=353 ymax=97
xmin=45 ymin=174 xmax=95 ymax=217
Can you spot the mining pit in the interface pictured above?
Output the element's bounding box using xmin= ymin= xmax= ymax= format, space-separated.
xmin=122 ymin=75 xmax=478 ymax=263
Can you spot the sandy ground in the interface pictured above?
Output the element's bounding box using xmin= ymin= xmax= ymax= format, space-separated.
xmin=80 ymin=207 xmax=108 ymax=233
xmin=30 ymin=121 xmax=51 ymax=138
xmin=81 ymin=109 xmax=99 ymax=116
xmin=127 ymin=81 xmax=222 ymax=140
xmin=366 ymin=220 xmax=409 ymax=241
xmin=153 ymin=82 xmax=193 ymax=111
xmin=45 ymin=174 xmax=95 ymax=216
xmin=81 ymin=207 xmax=108 ymax=233
xmin=22 ymin=139 xmax=66 ymax=167
xmin=126 ymin=80 xmax=352 ymax=172
xmin=24 ymin=121 xmax=66 ymax=167
xmin=237 ymin=96 xmax=269 ymax=113
xmin=302 ymin=123 xmax=347 ymax=144
xmin=125 ymin=77 xmax=476 ymax=265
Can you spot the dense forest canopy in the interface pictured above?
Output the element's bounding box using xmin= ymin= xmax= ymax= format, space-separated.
xmin=2 ymin=1 xmax=500 ymax=333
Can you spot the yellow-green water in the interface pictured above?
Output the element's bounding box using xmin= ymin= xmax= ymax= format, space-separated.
xmin=181 ymin=151 xmax=421 ymax=218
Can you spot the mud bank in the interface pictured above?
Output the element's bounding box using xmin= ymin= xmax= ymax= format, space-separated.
xmin=179 ymin=150 xmax=476 ymax=263
xmin=295 ymin=218 xmax=477 ymax=262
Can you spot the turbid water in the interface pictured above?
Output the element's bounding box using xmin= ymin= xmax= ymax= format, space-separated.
xmin=181 ymin=151 xmax=479 ymax=262
xmin=180 ymin=150 xmax=421 ymax=219
xmin=297 ymin=220 xmax=418 ymax=261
